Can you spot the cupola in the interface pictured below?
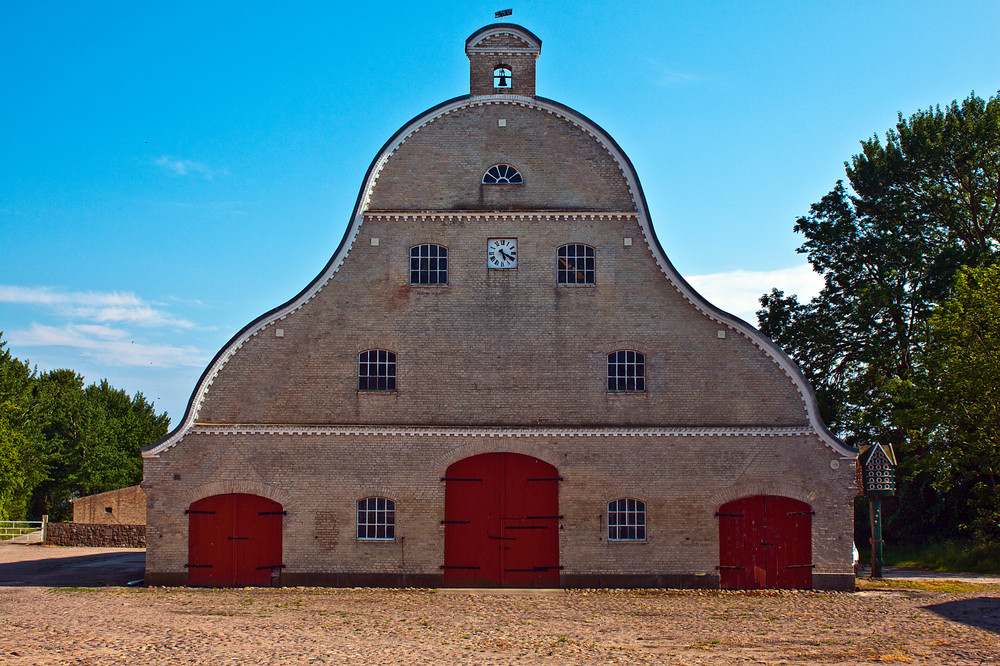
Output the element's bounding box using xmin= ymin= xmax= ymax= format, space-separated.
xmin=465 ymin=23 xmax=541 ymax=97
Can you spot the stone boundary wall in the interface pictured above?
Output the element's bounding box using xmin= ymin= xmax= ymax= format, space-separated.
xmin=45 ymin=522 xmax=146 ymax=548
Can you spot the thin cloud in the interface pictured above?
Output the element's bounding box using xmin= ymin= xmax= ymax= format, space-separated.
xmin=686 ymin=263 xmax=823 ymax=324
xmin=644 ymin=57 xmax=706 ymax=87
xmin=154 ymin=155 xmax=226 ymax=180
xmin=0 ymin=285 xmax=197 ymax=329
xmin=8 ymin=323 xmax=207 ymax=368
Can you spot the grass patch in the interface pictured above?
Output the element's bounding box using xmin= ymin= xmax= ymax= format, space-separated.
xmin=855 ymin=579 xmax=992 ymax=594
xmin=860 ymin=539 xmax=1000 ymax=574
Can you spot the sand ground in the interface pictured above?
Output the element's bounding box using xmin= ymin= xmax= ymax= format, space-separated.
xmin=1 ymin=544 xmax=998 ymax=665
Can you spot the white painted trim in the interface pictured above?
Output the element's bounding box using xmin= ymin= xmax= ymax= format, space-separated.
xmin=188 ymin=424 xmax=814 ymax=437
xmin=148 ymin=95 xmax=855 ymax=460
xmin=467 ymin=27 xmax=541 ymax=53
xmin=365 ymin=212 xmax=637 ymax=222
xmin=143 ymin=424 xmax=818 ymax=458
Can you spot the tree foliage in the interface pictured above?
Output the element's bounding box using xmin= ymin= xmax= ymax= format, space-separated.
xmin=0 ymin=337 xmax=46 ymax=521
xmin=903 ymin=265 xmax=1000 ymax=539
xmin=0 ymin=333 xmax=170 ymax=521
xmin=758 ymin=91 xmax=1000 ymax=541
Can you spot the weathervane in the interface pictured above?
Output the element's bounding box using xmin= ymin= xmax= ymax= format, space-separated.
xmin=495 ymin=9 xmax=512 ymax=21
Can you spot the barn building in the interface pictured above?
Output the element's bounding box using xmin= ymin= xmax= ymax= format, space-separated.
xmin=142 ymin=23 xmax=857 ymax=590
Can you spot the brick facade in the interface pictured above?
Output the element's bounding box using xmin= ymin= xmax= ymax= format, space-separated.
xmin=72 ymin=485 xmax=146 ymax=525
xmin=143 ymin=23 xmax=857 ymax=590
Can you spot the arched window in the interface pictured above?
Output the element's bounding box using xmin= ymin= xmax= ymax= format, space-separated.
xmin=483 ymin=164 xmax=523 ymax=184
xmin=410 ymin=244 xmax=448 ymax=285
xmin=358 ymin=350 xmax=396 ymax=391
xmin=608 ymin=498 xmax=646 ymax=541
xmin=557 ymin=244 xmax=595 ymax=285
xmin=493 ymin=66 xmax=511 ymax=89
xmin=607 ymin=350 xmax=645 ymax=392
xmin=357 ymin=497 xmax=395 ymax=540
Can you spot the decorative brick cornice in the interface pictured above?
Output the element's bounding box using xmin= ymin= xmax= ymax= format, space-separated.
xmin=189 ymin=424 xmax=812 ymax=438
xmin=364 ymin=212 xmax=637 ymax=223
xmin=142 ymin=424 xmax=820 ymax=458
xmin=466 ymin=25 xmax=541 ymax=54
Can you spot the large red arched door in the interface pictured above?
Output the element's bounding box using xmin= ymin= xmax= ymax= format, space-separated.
xmin=443 ymin=453 xmax=560 ymax=588
xmin=187 ymin=493 xmax=284 ymax=587
xmin=718 ymin=495 xmax=813 ymax=590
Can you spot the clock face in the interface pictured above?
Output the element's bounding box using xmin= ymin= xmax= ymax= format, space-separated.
xmin=487 ymin=238 xmax=518 ymax=269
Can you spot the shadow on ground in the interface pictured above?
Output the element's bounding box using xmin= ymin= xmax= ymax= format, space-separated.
xmin=923 ymin=597 xmax=1000 ymax=634
xmin=0 ymin=547 xmax=145 ymax=587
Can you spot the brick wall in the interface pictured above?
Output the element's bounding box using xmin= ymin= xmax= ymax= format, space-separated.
xmin=72 ymin=485 xmax=146 ymax=525
xmin=144 ymin=430 xmax=854 ymax=588
xmin=197 ymin=210 xmax=808 ymax=427
xmin=366 ymin=104 xmax=634 ymax=211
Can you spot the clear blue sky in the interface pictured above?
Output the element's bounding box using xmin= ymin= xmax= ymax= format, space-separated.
xmin=2 ymin=1 xmax=998 ymax=426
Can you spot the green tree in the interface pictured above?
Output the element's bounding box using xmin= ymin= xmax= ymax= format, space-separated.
xmin=0 ymin=334 xmax=46 ymax=521
xmin=758 ymin=91 xmax=1000 ymax=541
xmin=904 ymin=265 xmax=1000 ymax=539
xmin=28 ymin=368 xmax=88 ymax=520
xmin=79 ymin=380 xmax=169 ymax=495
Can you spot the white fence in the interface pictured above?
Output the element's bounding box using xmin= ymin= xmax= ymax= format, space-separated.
xmin=0 ymin=517 xmax=48 ymax=543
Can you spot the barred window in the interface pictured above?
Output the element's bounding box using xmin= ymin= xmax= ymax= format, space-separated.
xmin=358 ymin=350 xmax=396 ymax=391
xmin=607 ymin=350 xmax=645 ymax=392
xmin=357 ymin=497 xmax=395 ymax=540
xmin=483 ymin=164 xmax=523 ymax=184
xmin=410 ymin=244 xmax=448 ymax=285
xmin=608 ymin=498 xmax=646 ymax=541
xmin=557 ymin=244 xmax=595 ymax=285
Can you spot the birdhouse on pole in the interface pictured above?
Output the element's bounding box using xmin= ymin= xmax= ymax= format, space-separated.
xmin=857 ymin=442 xmax=896 ymax=578
xmin=858 ymin=443 xmax=897 ymax=496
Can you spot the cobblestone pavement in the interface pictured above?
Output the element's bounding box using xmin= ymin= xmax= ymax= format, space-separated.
xmin=0 ymin=545 xmax=998 ymax=664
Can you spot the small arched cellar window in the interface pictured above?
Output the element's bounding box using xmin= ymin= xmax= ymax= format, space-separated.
xmin=483 ymin=164 xmax=523 ymax=184
xmin=493 ymin=66 xmax=511 ymax=89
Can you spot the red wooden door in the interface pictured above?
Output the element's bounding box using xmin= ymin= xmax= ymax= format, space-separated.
xmin=443 ymin=453 xmax=559 ymax=587
xmin=718 ymin=495 xmax=812 ymax=590
xmin=187 ymin=494 xmax=283 ymax=587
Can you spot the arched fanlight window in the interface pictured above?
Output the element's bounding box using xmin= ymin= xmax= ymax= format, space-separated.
xmin=483 ymin=164 xmax=523 ymax=184
xmin=493 ymin=66 xmax=511 ymax=89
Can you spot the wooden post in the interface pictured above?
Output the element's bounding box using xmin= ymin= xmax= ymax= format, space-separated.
xmin=869 ymin=497 xmax=883 ymax=578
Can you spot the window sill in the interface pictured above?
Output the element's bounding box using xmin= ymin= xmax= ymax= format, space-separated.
xmin=607 ymin=539 xmax=647 ymax=544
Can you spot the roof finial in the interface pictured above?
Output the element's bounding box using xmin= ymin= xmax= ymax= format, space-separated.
xmin=494 ymin=8 xmax=512 ymax=21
